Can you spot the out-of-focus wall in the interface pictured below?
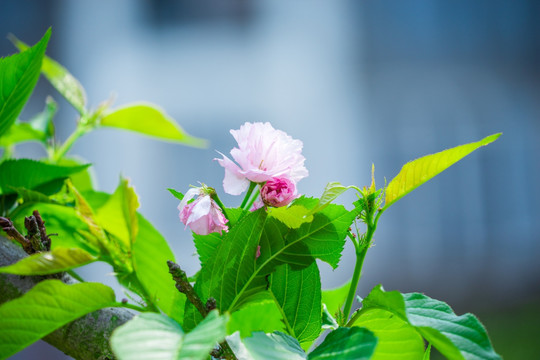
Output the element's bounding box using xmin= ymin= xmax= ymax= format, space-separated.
xmin=1 ymin=1 xmax=539 ymax=358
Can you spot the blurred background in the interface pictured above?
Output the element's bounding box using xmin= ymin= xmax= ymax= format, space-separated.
xmin=1 ymin=0 xmax=539 ymax=358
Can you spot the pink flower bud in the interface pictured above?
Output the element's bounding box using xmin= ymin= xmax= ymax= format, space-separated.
xmin=260 ymin=177 xmax=297 ymax=208
xmin=178 ymin=188 xmax=228 ymax=235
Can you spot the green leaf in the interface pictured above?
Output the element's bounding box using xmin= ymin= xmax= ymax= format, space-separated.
xmin=96 ymin=177 xmax=139 ymax=249
xmin=270 ymin=262 xmax=322 ymax=347
xmin=384 ymin=133 xmax=501 ymax=209
xmin=0 ymin=247 xmax=97 ymax=275
xmin=321 ymin=304 xmax=339 ymax=330
xmin=100 ymin=103 xmax=207 ymax=147
xmin=228 ymin=298 xmax=286 ymax=337
xmin=0 ymin=29 xmax=50 ymax=137
xmin=55 ymin=157 xmax=94 ymax=192
xmin=0 ymin=159 xmax=90 ymax=195
xmin=354 ymin=308 xmax=425 ymax=360
xmin=132 ymin=214 xmax=182 ymax=322
xmin=167 ymin=188 xmax=184 ymax=201
xmin=12 ymin=187 xmax=56 ymax=204
xmin=0 ymin=121 xmax=45 ymax=147
xmin=186 ymin=209 xmax=267 ymax=329
xmin=0 ymin=280 xmax=116 ymax=359
xmin=424 ymin=344 xmax=432 ymax=360
xmin=322 ymin=279 xmax=351 ymax=319
xmin=239 ymin=331 xmax=307 ymax=360
xmin=307 ymin=327 xmax=377 ymax=360
xmin=355 ymin=285 xmax=501 ymax=360
xmin=269 ymin=204 xmax=313 ymax=229
xmin=308 ymin=182 xmax=356 ymax=215
xmin=110 ymin=310 xmax=228 ymax=360
xmin=9 ymin=34 xmax=87 ymax=115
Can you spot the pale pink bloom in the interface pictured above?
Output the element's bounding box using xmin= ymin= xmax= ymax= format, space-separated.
xmin=178 ymin=188 xmax=228 ymax=235
xmin=261 ymin=177 xmax=297 ymax=207
xmin=216 ymin=122 xmax=308 ymax=195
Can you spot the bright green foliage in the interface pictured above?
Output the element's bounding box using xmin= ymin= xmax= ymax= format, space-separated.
xmin=96 ymin=177 xmax=140 ymax=249
xmin=0 ymin=280 xmax=116 ymax=360
xmin=228 ymin=299 xmax=286 ymax=337
xmin=167 ymin=188 xmax=184 ymax=201
xmin=355 ymin=285 xmax=501 ymax=360
xmin=321 ymin=305 xmax=339 ymax=330
xmin=0 ymin=159 xmax=89 ymax=195
xmin=132 ymin=214 xmax=182 ymax=322
xmin=100 ymin=104 xmax=207 ymax=147
xmin=424 ymin=344 xmax=432 ymax=360
xmin=384 ymin=133 xmax=501 ymax=209
xmin=308 ymin=327 xmax=378 ymax=360
xmin=269 ymin=204 xmax=313 ymax=229
xmin=110 ymin=311 xmax=228 ymax=360
xmin=353 ymin=308 xmax=425 ymax=360
xmin=13 ymin=187 xmax=56 ymax=204
xmin=185 ymin=209 xmax=267 ymax=329
xmin=0 ymin=247 xmax=96 ymax=275
xmin=0 ymin=29 xmax=49 ymax=137
xmin=56 ymin=157 xmax=94 ymax=192
xmin=10 ymin=35 xmax=87 ymax=115
xmin=321 ymin=279 xmax=351 ymax=319
xmin=270 ymin=262 xmax=322 ymax=347
xmin=239 ymin=332 xmax=307 ymax=360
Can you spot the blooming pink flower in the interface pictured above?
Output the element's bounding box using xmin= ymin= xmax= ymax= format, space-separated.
xmin=261 ymin=177 xmax=297 ymax=207
xmin=216 ymin=122 xmax=308 ymax=195
xmin=178 ymin=187 xmax=228 ymax=235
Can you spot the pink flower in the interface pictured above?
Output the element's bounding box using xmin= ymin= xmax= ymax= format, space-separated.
xmin=178 ymin=187 xmax=228 ymax=235
xmin=216 ymin=122 xmax=308 ymax=195
xmin=261 ymin=177 xmax=297 ymax=207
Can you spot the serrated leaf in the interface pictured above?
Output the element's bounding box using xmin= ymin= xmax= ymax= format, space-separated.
xmin=307 ymin=327 xmax=377 ymax=360
xmin=0 ymin=29 xmax=50 ymax=137
xmin=308 ymin=182 xmax=356 ymax=215
xmin=0 ymin=247 xmax=97 ymax=275
xmin=355 ymin=285 xmax=501 ymax=360
xmin=186 ymin=209 xmax=267 ymax=329
xmin=384 ymin=133 xmax=501 ymax=209
xmin=239 ymin=331 xmax=307 ymax=360
xmin=0 ymin=159 xmax=90 ymax=195
xmin=9 ymin=35 xmax=87 ymax=115
xmin=322 ymin=279 xmax=351 ymax=319
xmin=353 ymin=308 xmax=425 ymax=360
xmin=0 ymin=280 xmax=116 ymax=359
xmin=110 ymin=311 xmax=227 ymax=360
xmin=100 ymin=103 xmax=207 ymax=147
xmin=270 ymin=262 xmax=321 ymax=347
xmin=96 ymin=177 xmax=139 ymax=249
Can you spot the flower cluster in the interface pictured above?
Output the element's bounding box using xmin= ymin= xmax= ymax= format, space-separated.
xmin=178 ymin=122 xmax=307 ymax=235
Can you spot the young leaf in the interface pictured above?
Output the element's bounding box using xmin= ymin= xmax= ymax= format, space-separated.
xmin=384 ymin=133 xmax=501 ymax=209
xmin=96 ymin=177 xmax=140 ymax=249
xmin=167 ymin=187 xmax=184 ymax=201
xmin=0 ymin=29 xmax=50 ymax=137
xmin=9 ymin=34 xmax=87 ymax=115
xmin=110 ymin=311 xmax=228 ymax=360
xmin=321 ymin=304 xmax=339 ymax=330
xmin=355 ymin=285 xmax=501 ymax=360
xmin=100 ymin=103 xmax=207 ymax=148
xmin=353 ymin=308 xmax=425 ymax=360
xmin=269 ymin=204 xmax=313 ymax=229
xmin=307 ymin=327 xmax=377 ymax=360
xmin=0 ymin=121 xmax=45 ymax=147
xmin=308 ymin=182 xmax=356 ymax=215
xmin=269 ymin=262 xmax=322 ymax=347
xmin=13 ymin=187 xmax=56 ymax=204
xmin=322 ymin=279 xmax=352 ymax=319
xmin=0 ymin=280 xmax=116 ymax=359
xmin=0 ymin=247 xmax=97 ymax=275
xmin=0 ymin=159 xmax=90 ymax=195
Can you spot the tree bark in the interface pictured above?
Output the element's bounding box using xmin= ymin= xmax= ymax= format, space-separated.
xmin=0 ymin=236 xmax=134 ymax=360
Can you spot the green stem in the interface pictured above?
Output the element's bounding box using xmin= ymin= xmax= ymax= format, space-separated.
xmin=115 ymin=302 xmax=148 ymax=313
xmin=244 ymin=187 xmax=260 ymax=211
xmin=342 ymin=244 xmax=368 ymax=325
xmin=240 ymin=182 xmax=257 ymax=209
xmin=52 ymin=124 xmax=88 ymax=163
xmin=211 ymin=192 xmax=230 ymax=220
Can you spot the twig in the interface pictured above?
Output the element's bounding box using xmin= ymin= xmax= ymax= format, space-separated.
xmin=0 ymin=216 xmax=32 ymax=253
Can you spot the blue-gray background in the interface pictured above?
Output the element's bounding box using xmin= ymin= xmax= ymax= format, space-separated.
xmin=1 ymin=1 xmax=539 ymax=358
